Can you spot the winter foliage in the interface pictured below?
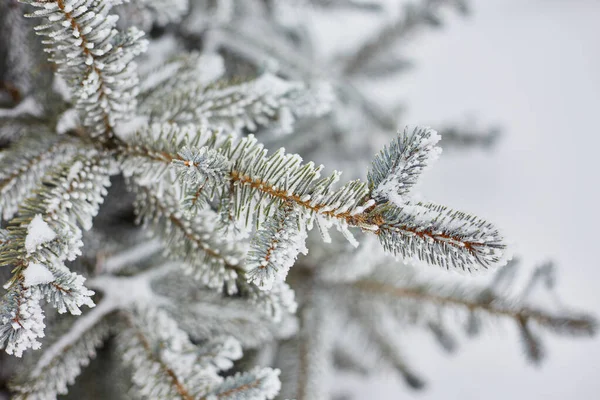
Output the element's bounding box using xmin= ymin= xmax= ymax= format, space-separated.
xmin=0 ymin=0 xmax=595 ymax=399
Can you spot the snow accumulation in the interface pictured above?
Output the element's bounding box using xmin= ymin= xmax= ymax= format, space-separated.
xmin=25 ymin=214 xmax=57 ymax=254
xmin=22 ymin=263 xmax=55 ymax=287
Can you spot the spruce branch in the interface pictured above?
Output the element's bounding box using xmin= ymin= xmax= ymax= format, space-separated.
xmin=1 ymin=152 xmax=112 ymax=278
xmin=22 ymin=0 xmax=148 ymax=139
xmin=375 ymin=202 xmax=506 ymax=272
xmin=368 ymin=126 xmax=442 ymax=204
xmin=121 ymin=123 xmax=508 ymax=275
xmin=119 ymin=308 xmax=211 ymax=400
xmin=132 ymin=182 xmax=298 ymax=321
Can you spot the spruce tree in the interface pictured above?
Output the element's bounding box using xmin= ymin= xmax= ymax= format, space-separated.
xmin=0 ymin=1 xmax=595 ymax=399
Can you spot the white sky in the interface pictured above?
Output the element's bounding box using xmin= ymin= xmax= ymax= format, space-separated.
xmin=325 ymin=0 xmax=600 ymax=398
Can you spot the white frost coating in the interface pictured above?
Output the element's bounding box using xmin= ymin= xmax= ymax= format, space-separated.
xmin=196 ymin=52 xmax=226 ymax=86
xmin=25 ymin=215 xmax=57 ymax=254
xmin=22 ymin=263 xmax=55 ymax=287
xmin=2 ymin=288 xmax=45 ymax=357
xmin=378 ymin=201 xmax=509 ymax=273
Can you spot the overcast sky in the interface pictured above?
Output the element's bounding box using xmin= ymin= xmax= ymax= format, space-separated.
xmin=327 ymin=0 xmax=600 ymax=398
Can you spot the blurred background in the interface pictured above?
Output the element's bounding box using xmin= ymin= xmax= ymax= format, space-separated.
xmin=323 ymin=0 xmax=600 ymax=398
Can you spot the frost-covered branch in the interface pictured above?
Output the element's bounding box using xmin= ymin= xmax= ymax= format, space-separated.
xmin=23 ymin=0 xmax=148 ymax=139
xmin=0 ymin=153 xmax=112 ymax=355
xmin=121 ymin=123 xmax=508 ymax=286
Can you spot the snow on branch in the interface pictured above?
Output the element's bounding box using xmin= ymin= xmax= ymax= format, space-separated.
xmin=173 ymin=146 xmax=231 ymax=187
xmin=1 ymin=152 xmax=111 ymax=281
xmin=119 ymin=122 xmax=227 ymax=184
xmin=119 ymin=307 xmax=219 ymax=399
xmin=23 ymin=0 xmax=148 ymax=139
xmin=122 ymin=123 xmax=371 ymax=233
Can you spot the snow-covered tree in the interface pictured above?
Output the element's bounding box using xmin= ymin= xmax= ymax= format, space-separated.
xmin=0 ymin=0 xmax=594 ymax=399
